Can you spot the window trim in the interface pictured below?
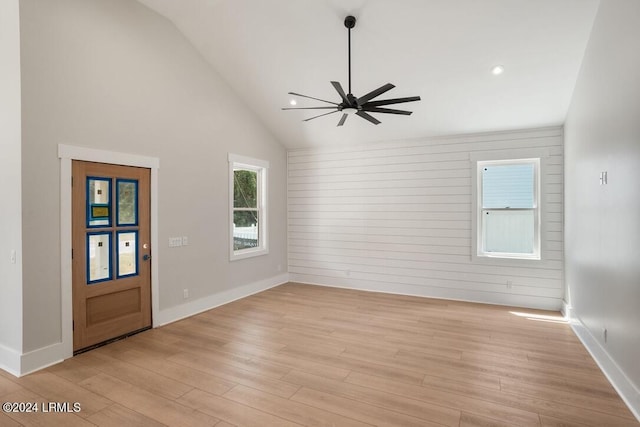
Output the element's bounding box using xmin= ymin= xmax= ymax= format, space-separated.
xmin=471 ymin=149 xmax=548 ymax=264
xmin=228 ymin=153 xmax=269 ymax=261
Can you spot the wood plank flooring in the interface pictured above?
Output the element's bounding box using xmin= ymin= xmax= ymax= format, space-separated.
xmin=1 ymin=283 xmax=637 ymax=426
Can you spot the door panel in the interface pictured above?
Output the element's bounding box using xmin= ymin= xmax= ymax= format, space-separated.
xmin=72 ymin=161 xmax=151 ymax=352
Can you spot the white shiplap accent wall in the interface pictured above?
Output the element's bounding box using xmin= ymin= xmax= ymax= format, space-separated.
xmin=288 ymin=127 xmax=564 ymax=310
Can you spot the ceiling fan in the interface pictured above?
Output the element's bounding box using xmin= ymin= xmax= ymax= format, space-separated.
xmin=283 ymin=15 xmax=421 ymax=126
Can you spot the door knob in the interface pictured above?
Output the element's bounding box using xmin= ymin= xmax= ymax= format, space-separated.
xmin=143 ymin=254 xmax=151 ymax=261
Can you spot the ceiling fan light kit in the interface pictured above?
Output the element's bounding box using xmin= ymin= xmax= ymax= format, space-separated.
xmin=283 ymin=15 xmax=421 ymax=126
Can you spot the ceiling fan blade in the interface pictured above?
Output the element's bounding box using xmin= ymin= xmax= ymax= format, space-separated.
xmin=356 ymin=110 xmax=381 ymax=125
xmin=361 ymin=106 xmax=412 ymax=115
xmin=337 ymin=113 xmax=348 ymax=126
xmin=288 ymin=92 xmax=339 ymax=105
xmin=330 ymin=81 xmax=349 ymax=104
xmin=357 ymin=83 xmax=395 ymax=105
xmin=363 ymin=96 xmax=421 ymax=107
xmin=282 ymin=106 xmax=337 ymax=110
xmin=303 ymin=110 xmax=340 ymax=122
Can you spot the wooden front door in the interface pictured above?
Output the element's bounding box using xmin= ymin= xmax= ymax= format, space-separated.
xmin=72 ymin=160 xmax=152 ymax=352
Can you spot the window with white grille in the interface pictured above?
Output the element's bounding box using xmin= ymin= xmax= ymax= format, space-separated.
xmin=229 ymin=154 xmax=269 ymax=260
xmin=476 ymin=158 xmax=540 ymax=260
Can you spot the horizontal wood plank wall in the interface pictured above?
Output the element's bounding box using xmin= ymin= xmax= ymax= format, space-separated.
xmin=288 ymin=127 xmax=564 ymax=310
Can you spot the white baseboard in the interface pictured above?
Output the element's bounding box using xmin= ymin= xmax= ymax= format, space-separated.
xmin=561 ymin=300 xmax=572 ymax=319
xmin=570 ymin=317 xmax=640 ymax=421
xmin=0 ymin=343 xmax=21 ymax=377
xmin=0 ymin=274 xmax=289 ymax=378
xmin=2 ymin=340 xmax=77 ymax=378
xmin=155 ymin=273 xmax=289 ymax=326
xmin=19 ymin=342 xmax=66 ymax=377
xmin=289 ymin=274 xmax=562 ymax=311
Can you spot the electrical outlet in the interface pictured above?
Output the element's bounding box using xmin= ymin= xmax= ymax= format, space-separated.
xmin=183 ymin=289 xmax=189 ymax=299
xmin=506 ymin=280 xmax=513 ymax=289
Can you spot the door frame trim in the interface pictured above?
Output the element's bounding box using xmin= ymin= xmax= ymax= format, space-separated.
xmin=58 ymin=144 xmax=160 ymax=360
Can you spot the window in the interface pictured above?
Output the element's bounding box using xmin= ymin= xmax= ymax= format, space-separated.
xmin=476 ymin=158 xmax=540 ymax=260
xmin=229 ymin=154 xmax=269 ymax=260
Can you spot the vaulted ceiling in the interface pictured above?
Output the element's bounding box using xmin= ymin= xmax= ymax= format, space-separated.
xmin=137 ymin=0 xmax=600 ymax=148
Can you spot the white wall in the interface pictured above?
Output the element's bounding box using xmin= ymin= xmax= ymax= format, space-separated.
xmin=289 ymin=127 xmax=564 ymax=310
xmin=0 ymin=0 xmax=24 ymax=374
xmin=19 ymin=0 xmax=287 ymax=356
xmin=564 ymin=0 xmax=640 ymax=418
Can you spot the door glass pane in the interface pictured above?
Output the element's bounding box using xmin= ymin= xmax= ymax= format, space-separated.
xmin=233 ymin=169 xmax=257 ymax=208
xmin=87 ymin=177 xmax=111 ymax=227
xmin=87 ymin=232 xmax=112 ymax=283
xmin=482 ymin=210 xmax=534 ymax=254
xmin=233 ymin=211 xmax=258 ymax=250
xmin=117 ymin=179 xmax=138 ymax=226
xmin=117 ymin=231 xmax=138 ymax=277
xmin=482 ymin=164 xmax=534 ymax=208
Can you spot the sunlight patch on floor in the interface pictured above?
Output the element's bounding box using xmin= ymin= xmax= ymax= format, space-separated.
xmin=509 ymin=311 xmax=568 ymax=324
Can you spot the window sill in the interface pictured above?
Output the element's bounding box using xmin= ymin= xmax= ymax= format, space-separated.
xmin=472 ymin=252 xmax=551 ymax=267
xmin=230 ymin=247 xmax=269 ymax=261
xmin=478 ymin=252 xmax=540 ymax=261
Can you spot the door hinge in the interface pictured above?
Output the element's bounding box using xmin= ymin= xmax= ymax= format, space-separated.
xmin=71 ymin=249 xmax=74 ymax=259
xmin=72 ymin=321 xmax=75 ymax=331
xmin=71 ymin=176 xmax=73 ymax=187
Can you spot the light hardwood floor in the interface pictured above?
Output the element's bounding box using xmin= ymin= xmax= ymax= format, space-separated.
xmin=0 ymin=283 xmax=637 ymax=426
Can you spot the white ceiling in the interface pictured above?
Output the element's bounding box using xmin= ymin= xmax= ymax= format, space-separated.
xmin=137 ymin=0 xmax=599 ymax=149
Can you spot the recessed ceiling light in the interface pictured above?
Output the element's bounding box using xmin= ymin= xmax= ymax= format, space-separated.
xmin=491 ymin=65 xmax=505 ymax=75
xmin=289 ymin=99 xmax=297 ymax=106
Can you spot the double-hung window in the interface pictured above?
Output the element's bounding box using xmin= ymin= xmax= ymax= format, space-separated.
xmin=229 ymin=154 xmax=269 ymax=260
xmin=476 ymin=158 xmax=540 ymax=260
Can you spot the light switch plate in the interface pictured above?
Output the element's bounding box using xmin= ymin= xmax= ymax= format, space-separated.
xmin=600 ymin=171 xmax=608 ymax=185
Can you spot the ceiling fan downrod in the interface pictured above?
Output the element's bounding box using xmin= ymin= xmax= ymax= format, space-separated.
xmin=345 ymin=15 xmax=356 ymax=95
